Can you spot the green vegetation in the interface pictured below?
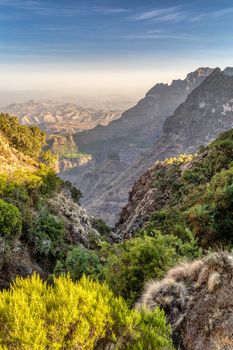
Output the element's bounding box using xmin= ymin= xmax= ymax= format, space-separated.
xmin=54 ymin=246 xmax=101 ymax=280
xmin=2 ymin=113 xmax=233 ymax=348
xmin=51 ymin=142 xmax=91 ymax=160
xmin=0 ymin=113 xmax=46 ymax=159
xmin=0 ymin=274 xmax=174 ymax=350
xmin=0 ymin=199 xmax=22 ymax=240
xmin=63 ymin=180 xmax=82 ymax=204
xmin=100 ymin=232 xmax=201 ymax=305
xmin=32 ymin=206 xmax=65 ymax=256
xmin=140 ymin=129 xmax=233 ymax=248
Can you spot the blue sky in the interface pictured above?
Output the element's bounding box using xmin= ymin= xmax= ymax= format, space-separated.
xmin=1 ymin=0 xmax=233 ymax=95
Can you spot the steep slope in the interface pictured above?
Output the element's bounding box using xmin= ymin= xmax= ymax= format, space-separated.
xmin=116 ymin=128 xmax=233 ymax=246
xmin=87 ymin=67 xmax=233 ymax=226
xmin=0 ymin=132 xmax=38 ymax=173
xmin=64 ymin=68 xmax=213 ymax=225
xmin=46 ymin=133 xmax=92 ymax=172
xmin=75 ymin=67 xmax=213 ymax=162
xmin=0 ymin=114 xmax=103 ymax=288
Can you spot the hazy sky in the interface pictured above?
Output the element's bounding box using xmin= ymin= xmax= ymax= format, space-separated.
xmin=1 ymin=0 xmax=233 ymax=97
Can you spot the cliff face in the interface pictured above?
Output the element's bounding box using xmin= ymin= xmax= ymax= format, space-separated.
xmin=116 ymin=155 xmax=195 ymax=238
xmin=137 ymin=252 xmax=233 ymax=350
xmin=88 ymin=67 xmax=233 ymax=226
xmin=46 ymin=133 xmax=92 ymax=173
xmin=64 ymin=68 xmax=213 ymax=225
xmin=162 ymin=67 xmax=233 ymax=153
xmin=75 ymin=67 xmax=213 ymax=163
xmin=116 ymin=127 xmax=233 ymax=245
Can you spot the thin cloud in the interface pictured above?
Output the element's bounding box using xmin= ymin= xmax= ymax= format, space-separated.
xmin=134 ymin=6 xmax=182 ymax=21
xmin=154 ymin=12 xmax=187 ymax=23
xmin=92 ymin=7 xmax=130 ymax=15
xmin=211 ymin=7 xmax=233 ymax=17
xmin=190 ymin=7 xmax=233 ymax=22
xmin=0 ymin=0 xmax=130 ymax=17
xmin=112 ymin=32 xmax=195 ymax=41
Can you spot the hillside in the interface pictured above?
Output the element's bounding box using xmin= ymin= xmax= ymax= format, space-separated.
xmin=117 ymin=128 xmax=233 ymax=247
xmin=0 ymin=113 xmax=103 ymax=288
xmin=1 ymin=113 xmax=233 ymax=349
xmin=63 ymin=68 xmax=213 ymax=225
xmin=77 ymin=67 xmax=233 ymax=226
xmin=0 ymin=113 xmax=177 ymax=349
xmin=0 ymin=132 xmax=38 ymax=173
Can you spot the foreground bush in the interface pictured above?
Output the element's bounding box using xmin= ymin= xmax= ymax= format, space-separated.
xmin=101 ymin=232 xmax=201 ymax=306
xmin=0 ymin=275 xmax=174 ymax=350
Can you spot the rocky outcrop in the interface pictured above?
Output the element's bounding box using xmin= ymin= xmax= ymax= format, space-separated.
xmin=48 ymin=190 xmax=101 ymax=249
xmin=46 ymin=133 xmax=92 ymax=173
xmin=0 ymin=188 xmax=103 ymax=289
xmin=116 ymin=162 xmax=167 ymax=238
xmin=63 ymin=153 xmax=128 ymax=227
xmin=137 ymin=252 xmax=233 ymax=350
xmin=58 ymin=156 xmax=91 ymax=172
xmin=116 ymin=155 xmax=194 ymax=238
xmin=47 ymin=134 xmax=77 ymax=155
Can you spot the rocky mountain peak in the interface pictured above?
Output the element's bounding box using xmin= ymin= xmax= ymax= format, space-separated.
xmin=185 ymin=67 xmax=214 ymax=90
xmin=223 ymin=66 xmax=233 ymax=76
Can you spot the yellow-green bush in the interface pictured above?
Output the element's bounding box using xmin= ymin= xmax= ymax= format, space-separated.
xmin=0 ymin=274 xmax=174 ymax=350
xmin=0 ymin=199 xmax=22 ymax=239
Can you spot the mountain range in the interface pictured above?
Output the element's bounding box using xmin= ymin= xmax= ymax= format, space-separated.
xmin=61 ymin=67 xmax=233 ymax=226
xmin=1 ymin=100 xmax=122 ymax=134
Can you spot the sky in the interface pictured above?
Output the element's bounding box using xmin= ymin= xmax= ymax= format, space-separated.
xmin=1 ymin=0 xmax=233 ymax=98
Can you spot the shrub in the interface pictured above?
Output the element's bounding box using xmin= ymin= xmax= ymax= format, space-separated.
xmin=32 ymin=206 xmax=64 ymax=256
xmin=0 ymin=113 xmax=46 ymax=159
xmin=101 ymin=232 xmax=201 ymax=306
xmin=0 ymin=274 xmax=174 ymax=350
xmin=92 ymin=218 xmax=111 ymax=238
xmin=63 ymin=180 xmax=82 ymax=204
xmin=64 ymin=246 xmax=101 ymax=279
xmin=0 ymin=199 xmax=22 ymax=239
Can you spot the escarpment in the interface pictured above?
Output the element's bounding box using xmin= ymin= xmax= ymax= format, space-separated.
xmin=63 ymin=68 xmax=213 ymax=225
xmin=137 ymin=252 xmax=233 ymax=350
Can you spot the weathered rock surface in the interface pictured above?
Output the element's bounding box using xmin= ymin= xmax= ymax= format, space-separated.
xmin=137 ymin=252 xmax=233 ymax=350
xmin=48 ymin=190 xmax=101 ymax=249
xmin=46 ymin=133 xmax=92 ymax=172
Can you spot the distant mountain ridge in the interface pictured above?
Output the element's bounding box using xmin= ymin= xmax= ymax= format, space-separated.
xmin=1 ymin=100 xmax=121 ymax=134
xmin=75 ymin=67 xmax=213 ymax=163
